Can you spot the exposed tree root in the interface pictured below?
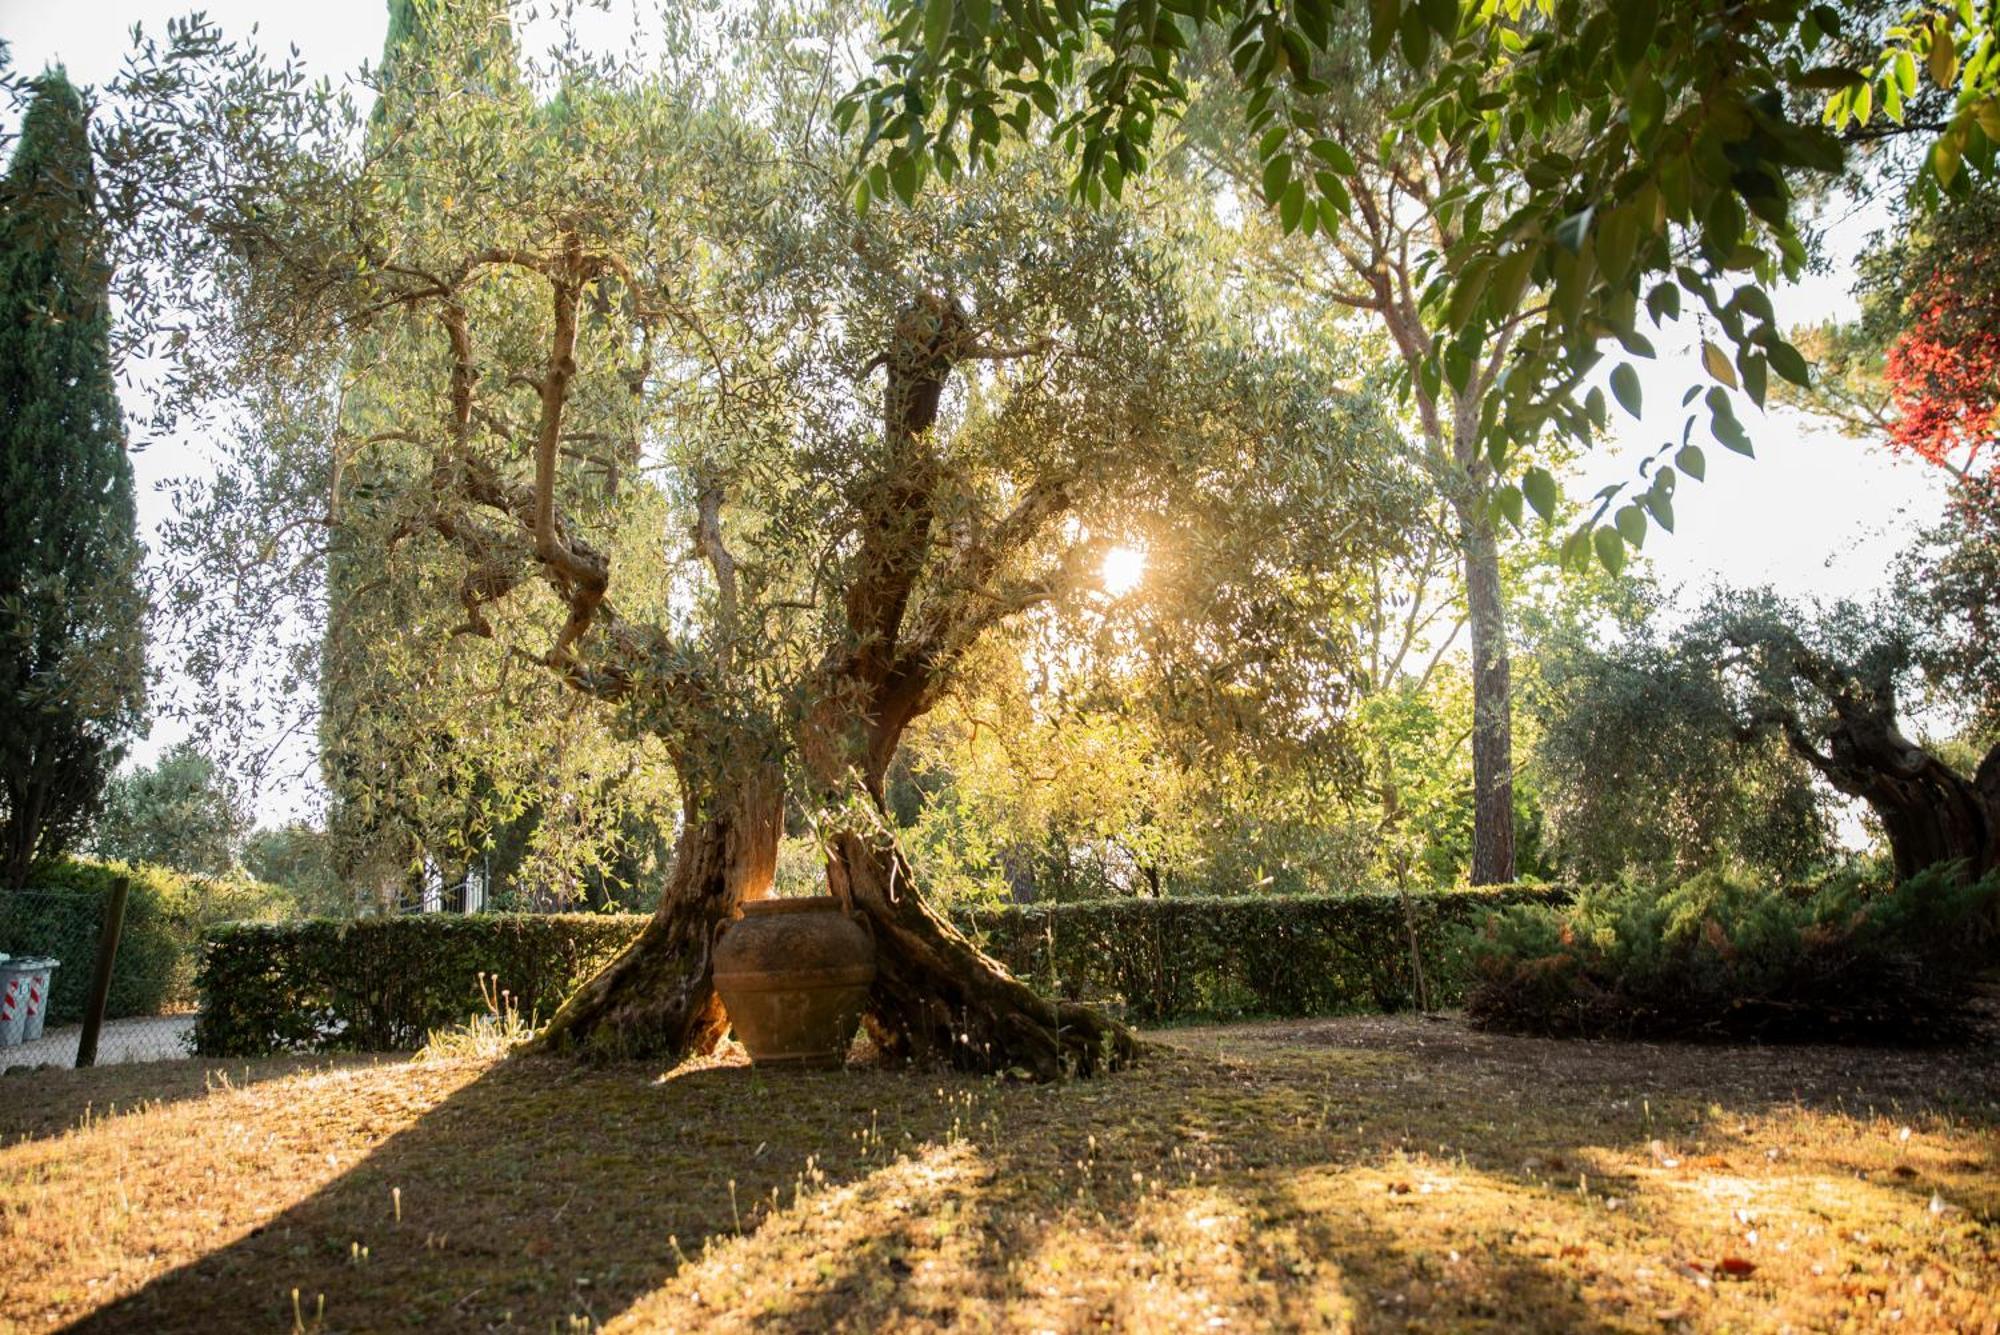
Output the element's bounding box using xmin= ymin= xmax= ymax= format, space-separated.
xmin=827 ymin=826 xmax=1140 ymax=1079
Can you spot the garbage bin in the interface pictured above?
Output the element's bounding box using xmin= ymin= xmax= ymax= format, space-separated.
xmin=0 ymin=956 xmax=33 ymax=1047
xmin=21 ymin=959 xmax=58 ymax=1041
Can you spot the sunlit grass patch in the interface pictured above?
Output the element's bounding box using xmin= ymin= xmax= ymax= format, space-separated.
xmin=1 ymin=1015 xmax=1993 ymax=1332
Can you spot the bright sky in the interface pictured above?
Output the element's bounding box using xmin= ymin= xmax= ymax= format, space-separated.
xmin=2 ymin=2 xmax=1952 ymax=823
xmin=1575 ymin=193 xmax=1949 ymax=614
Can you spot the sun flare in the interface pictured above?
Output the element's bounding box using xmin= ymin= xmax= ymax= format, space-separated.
xmin=1101 ymin=544 xmax=1146 ymax=596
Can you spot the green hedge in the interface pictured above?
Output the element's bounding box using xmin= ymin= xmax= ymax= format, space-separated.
xmin=194 ymin=887 xmax=1569 ymax=1056
xmin=1 ymin=860 xmax=294 ymax=1025
xmin=194 ymin=914 xmax=641 ymax=1056
xmin=963 ymin=887 xmax=1571 ymax=1022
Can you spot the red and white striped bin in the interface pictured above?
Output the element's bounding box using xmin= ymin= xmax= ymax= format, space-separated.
xmin=0 ymin=956 xmax=31 ymax=1047
xmin=20 ymin=959 xmax=58 ymax=1041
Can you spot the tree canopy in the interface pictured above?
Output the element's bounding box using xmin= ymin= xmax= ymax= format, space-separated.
xmin=845 ymin=0 xmax=2000 ymax=567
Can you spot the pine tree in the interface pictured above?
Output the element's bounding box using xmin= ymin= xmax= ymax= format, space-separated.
xmin=0 ymin=71 xmax=147 ymax=887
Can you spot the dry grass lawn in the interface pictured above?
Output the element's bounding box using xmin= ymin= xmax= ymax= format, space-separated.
xmin=2 ymin=1015 xmax=1995 ymax=1333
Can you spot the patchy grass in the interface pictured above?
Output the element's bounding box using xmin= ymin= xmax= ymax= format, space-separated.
xmin=2 ymin=1016 xmax=1995 ymax=1333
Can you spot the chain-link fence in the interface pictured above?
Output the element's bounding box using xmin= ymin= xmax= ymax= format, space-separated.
xmin=0 ymin=885 xmax=197 ymax=1070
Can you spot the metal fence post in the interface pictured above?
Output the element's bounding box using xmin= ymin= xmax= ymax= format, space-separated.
xmin=75 ymin=875 xmax=130 ymax=1069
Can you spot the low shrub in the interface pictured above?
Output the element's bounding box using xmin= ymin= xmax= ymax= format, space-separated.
xmin=1 ymin=859 xmax=295 ymax=1024
xmin=194 ymin=913 xmax=639 ymax=1056
xmin=1463 ymin=866 xmax=2000 ymax=1041
xmin=194 ymin=886 xmax=1570 ymax=1055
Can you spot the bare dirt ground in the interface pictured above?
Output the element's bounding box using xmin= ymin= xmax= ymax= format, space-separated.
xmin=1 ymin=1014 xmax=1994 ymax=1332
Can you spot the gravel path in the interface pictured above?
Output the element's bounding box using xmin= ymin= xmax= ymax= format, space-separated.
xmin=1 ymin=1015 xmax=195 ymax=1070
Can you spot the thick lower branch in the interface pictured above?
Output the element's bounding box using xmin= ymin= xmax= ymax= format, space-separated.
xmin=536 ymin=770 xmax=782 ymax=1059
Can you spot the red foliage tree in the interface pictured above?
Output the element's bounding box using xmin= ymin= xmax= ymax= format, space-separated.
xmin=1882 ymin=256 xmax=2000 ymax=492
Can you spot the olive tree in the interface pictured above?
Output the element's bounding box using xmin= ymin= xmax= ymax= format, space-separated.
xmin=105 ymin=3 xmax=1400 ymax=1075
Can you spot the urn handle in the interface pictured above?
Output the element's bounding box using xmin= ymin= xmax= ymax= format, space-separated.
xmin=711 ymin=913 xmax=738 ymax=955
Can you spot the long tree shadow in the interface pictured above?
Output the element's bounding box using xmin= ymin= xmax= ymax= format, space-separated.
xmin=64 ymin=1051 xmax=967 ymax=1332
xmin=56 ymin=1014 xmax=2000 ymax=1332
xmin=4 ymin=1053 xmax=390 ymax=1150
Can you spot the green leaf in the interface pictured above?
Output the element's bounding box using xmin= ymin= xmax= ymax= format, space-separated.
xmin=1368 ymin=0 xmax=1398 ymax=63
xmin=1279 ymin=179 xmax=1306 ymax=233
xmin=1929 ymin=31 xmax=1958 ymax=89
xmin=1707 ymin=387 xmax=1754 ymax=456
xmin=1645 ymin=282 xmax=1681 ymax=323
xmin=1593 ymin=526 xmax=1628 ymax=575
xmin=1297 ymin=0 xmax=1331 ymax=47
xmin=1614 ymin=504 xmax=1647 ymax=548
xmin=1313 ymin=170 xmax=1353 ymax=215
xmin=1596 ymin=205 xmax=1642 ymax=282
xmin=1795 ymin=65 xmax=1865 ymax=90
xmin=1560 ymin=526 xmax=1595 ymax=572
xmin=1740 ymin=351 xmax=1768 ymax=409
xmin=1446 ymin=257 xmax=1492 ymax=332
xmin=1491 ymin=246 xmax=1536 ymax=315
xmin=1766 ymin=338 xmax=1811 ymax=388
xmin=1615 ymin=0 xmax=1659 ymax=70
xmin=889 ymin=152 xmax=921 ymax=205
xmin=1399 ymin=3 xmax=1431 ymax=67
xmin=1493 ymin=483 xmax=1525 ymax=530
xmin=1523 ymin=466 xmax=1559 ymax=521
xmin=925 ymin=0 xmax=954 ymax=61
xmin=1893 ymin=49 xmax=1917 ymax=98
xmin=1262 ymin=152 xmax=1291 ymax=205
xmin=1675 ymin=443 xmax=1706 ymax=480
xmin=1643 ymin=488 xmax=1675 ymax=532
xmin=1610 ymin=363 xmax=1642 ymax=418
xmin=1308 ymin=138 xmax=1357 ymax=174
xmin=1934 ymin=132 xmax=1963 ymax=189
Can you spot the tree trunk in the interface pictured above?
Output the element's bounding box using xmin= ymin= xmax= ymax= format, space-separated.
xmin=1457 ymin=501 xmax=1516 ymax=884
xmin=535 ymin=767 xmax=781 ymax=1059
xmin=799 ymin=649 xmax=1139 ymax=1077
xmin=1811 ymin=720 xmax=1999 ymax=883
xmin=824 ymin=819 xmax=1138 ymax=1078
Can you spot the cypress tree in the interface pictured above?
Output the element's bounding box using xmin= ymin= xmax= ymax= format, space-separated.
xmin=0 ymin=71 xmax=147 ymax=887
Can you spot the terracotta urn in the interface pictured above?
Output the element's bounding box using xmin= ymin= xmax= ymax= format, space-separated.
xmin=713 ymin=896 xmax=876 ymax=1068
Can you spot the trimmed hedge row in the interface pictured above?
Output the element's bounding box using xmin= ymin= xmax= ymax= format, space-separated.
xmin=964 ymin=887 xmax=1571 ymax=1022
xmin=193 ymin=914 xmax=639 ymax=1056
xmin=194 ymin=886 xmax=1571 ymax=1056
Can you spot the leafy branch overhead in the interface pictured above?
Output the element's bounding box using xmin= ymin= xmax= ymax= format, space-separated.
xmin=844 ymin=0 xmax=2000 ymax=571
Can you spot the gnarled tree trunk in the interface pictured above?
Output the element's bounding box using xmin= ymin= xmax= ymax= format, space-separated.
xmin=785 ymin=292 xmax=1138 ymax=1076
xmin=796 ymin=665 xmax=1139 ymax=1077
xmin=1804 ymin=714 xmax=1999 ymax=882
xmin=826 ymin=820 xmax=1138 ymax=1079
xmin=541 ymin=291 xmax=1138 ymax=1077
xmin=535 ymin=766 xmax=781 ymax=1059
